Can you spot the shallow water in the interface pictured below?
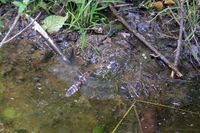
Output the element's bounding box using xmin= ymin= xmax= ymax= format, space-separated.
xmin=0 ymin=41 xmax=200 ymax=133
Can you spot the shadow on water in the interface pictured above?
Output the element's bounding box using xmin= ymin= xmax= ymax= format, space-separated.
xmin=0 ymin=40 xmax=200 ymax=133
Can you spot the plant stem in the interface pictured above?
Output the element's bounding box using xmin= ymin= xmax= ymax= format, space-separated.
xmin=0 ymin=12 xmax=41 ymax=46
xmin=171 ymin=0 xmax=184 ymax=78
xmin=111 ymin=101 xmax=136 ymax=133
xmin=0 ymin=13 xmax=20 ymax=47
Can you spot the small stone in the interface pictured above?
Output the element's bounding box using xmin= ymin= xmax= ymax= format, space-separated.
xmin=142 ymin=53 xmax=147 ymax=60
xmin=10 ymin=97 xmax=14 ymax=100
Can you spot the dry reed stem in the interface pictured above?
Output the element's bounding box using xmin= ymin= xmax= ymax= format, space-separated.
xmin=171 ymin=0 xmax=184 ymax=78
xmin=0 ymin=13 xmax=20 ymax=47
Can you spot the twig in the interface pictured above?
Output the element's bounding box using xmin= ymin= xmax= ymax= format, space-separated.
xmin=171 ymin=0 xmax=184 ymax=78
xmin=135 ymin=99 xmax=200 ymax=115
xmin=112 ymin=99 xmax=199 ymax=133
xmin=0 ymin=12 xmax=41 ymax=47
xmin=133 ymin=105 xmax=143 ymax=133
xmin=111 ymin=101 xmax=136 ymax=133
xmin=0 ymin=13 xmax=20 ymax=47
xmin=114 ymin=3 xmax=134 ymax=8
xmin=109 ymin=4 xmax=183 ymax=77
xmin=24 ymin=14 xmax=70 ymax=64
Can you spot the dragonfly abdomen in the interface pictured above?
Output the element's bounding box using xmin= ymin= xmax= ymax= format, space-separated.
xmin=65 ymin=71 xmax=92 ymax=97
xmin=65 ymin=81 xmax=82 ymax=97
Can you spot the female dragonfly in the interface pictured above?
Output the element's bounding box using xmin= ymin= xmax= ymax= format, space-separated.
xmin=52 ymin=59 xmax=115 ymax=98
xmin=65 ymin=71 xmax=92 ymax=97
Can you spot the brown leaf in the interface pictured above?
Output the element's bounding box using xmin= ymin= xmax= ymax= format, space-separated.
xmin=164 ymin=0 xmax=175 ymax=5
xmin=153 ymin=1 xmax=164 ymax=10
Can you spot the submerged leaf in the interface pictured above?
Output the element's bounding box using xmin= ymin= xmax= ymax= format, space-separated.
xmin=42 ymin=14 xmax=68 ymax=33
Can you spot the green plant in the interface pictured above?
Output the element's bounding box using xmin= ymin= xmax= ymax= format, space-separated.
xmin=40 ymin=0 xmax=66 ymax=14
xmin=12 ymin=0 xmax=120 ymax=48
xmin=0 ymin=0 xmax=10 ymax=4
xmin=30 ymin=0 xmax=121 ymax=48
xmin=31 ymin=0 xmax=50 ymax=14
xmin=149 ymin=0 xmax=199 ymax=41
xmin=147 ymin=0 xmax=200 ymax=63
xmin=42 ymin=14 xmax=69 ymax=33
xmin=0 ymin=17 xmax=4 ymax=29
xmin=65 ymin=0 xmax=120 ymax=48
xmin=13 ymin=0 xmax=31 ymax=14
xmin=66 ymin=0 xmax=121 ymax=30
xmin=184 ymin=0 xmax=199 ymax=42
xmin=184 ymin=0 xmax=200 ymax=64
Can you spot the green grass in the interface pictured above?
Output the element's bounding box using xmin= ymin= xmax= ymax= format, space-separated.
xmin=184 ymin=0 xmax=199 ymax=42
xmin=144 ymin=0 xmax=200 ymax=63
xmin=64 ymin=0 xmax=117 ymax=48
xmin=0 ymin=0 xmax=11 ymax=4
xmin=34 ymin=0 xmax=121 ymax=48
xmin=181 ymin=0 xmax=200 ymax=64
xmin=0 ymin=17 xmax=4 ymax=29
xmin=4 ymin=0 xmax=120 ymax=48
xmin=146 ymin=0 xmax=199 ymax=39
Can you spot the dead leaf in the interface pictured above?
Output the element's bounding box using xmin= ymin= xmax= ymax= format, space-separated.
xmin=153 ymin=1 xmax=164 ymax=10
xmin=164 ymin=0 xmax=175 ymax=5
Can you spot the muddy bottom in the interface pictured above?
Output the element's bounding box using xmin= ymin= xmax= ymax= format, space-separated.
xmin=0 ymin=36 xmax=200 ymax=133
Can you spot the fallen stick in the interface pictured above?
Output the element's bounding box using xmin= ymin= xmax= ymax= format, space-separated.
xmin=25 ymin=14 xmax=70 ymax=64
xmin=0 ymin=13 xmax=20 ymax=47
xmin=0 ymin=12 xmax=41 ymax=46
xmin=109 ymin=4 xmax=183 ymax=77
xmin=171 ymin=0 xmax=184 ymax=78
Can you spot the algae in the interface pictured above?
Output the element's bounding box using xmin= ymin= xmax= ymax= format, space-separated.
xmin=1 ymin=107 xmax=21 ymax=122
xmin=93 ymin=126 xmax=105 ymax=133
xmin=0 ymin=58 xmax=4 ymax=100
xmin=0 ymin=79 xmax=4 ymax=98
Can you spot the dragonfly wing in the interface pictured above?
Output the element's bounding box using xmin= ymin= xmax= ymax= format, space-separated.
xmin=80 ymin=79 xmax=116 ymax=99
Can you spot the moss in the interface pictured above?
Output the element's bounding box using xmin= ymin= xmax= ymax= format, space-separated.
xmin=0 ymin=48 xmax=3 ymax=62
xmin=15 ymin=129 xmax=28 ymax=133
xmin=92 ymin=126 xmax=105 ymax=133
xmin=1 ymin=107 xmax=21 ymax=121
xmin=0 ymin=48 xmax=6 ymax=99
xmin=0 ymin=71 xmax=4 ymax=100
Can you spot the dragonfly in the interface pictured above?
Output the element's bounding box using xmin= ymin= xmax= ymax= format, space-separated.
xmin=52 ymin=59 xmax=115 ymax=98
xmin=63 ymin=69 xmax=116 ymax=98
xmin=64 ymin=70 xmax=115 ymax=99
xmin=65 ymin=71 xmax=92 ymax=97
